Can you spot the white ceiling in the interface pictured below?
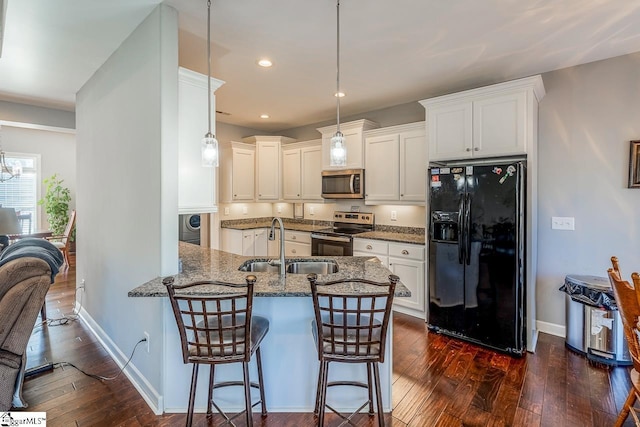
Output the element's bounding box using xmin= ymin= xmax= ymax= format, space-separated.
xmin=1 ymin=0 xmax=640 ymax=132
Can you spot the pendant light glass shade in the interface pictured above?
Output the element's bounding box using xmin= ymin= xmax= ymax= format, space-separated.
xmin=330 ymin=132 xmax=346 ymax=166
xmin=202 ymin=0 xmax=218 ymax=168
xmin=201 ymin=132 xmax=218 ymax=167
xmin=329 ymin=0 xmax=345 ymax=167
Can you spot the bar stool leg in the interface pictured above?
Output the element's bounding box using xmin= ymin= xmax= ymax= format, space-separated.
xmin=317 ymin=360 xmax=330 ymax=427
xmin=372 ymin=362 xmax=384 ymax=427
xmin=207 ymin=365 xmax=215 ymax=416
xmin=367 ymin=362 xmax=374 ymax=414
xmin=256 ymin=347 xmax=267 ymax=416
xmin=314 ymin=361 xmax=325 ymax=416
xmin=187 ymin=363 xmax=199 ymax=427
xmin=243 ymin=361 xmax=253 ymax=427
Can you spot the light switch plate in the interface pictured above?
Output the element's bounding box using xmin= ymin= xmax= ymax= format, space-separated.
xmin=224 ymin=207 xmax=230 ymax=215
xmin=242 ymin=206 xmax=248 ymax=215
xmin=551 ymin=216 xmax=575 ymax=230
xmin=391 ymin=211 xmax=397 ymax=221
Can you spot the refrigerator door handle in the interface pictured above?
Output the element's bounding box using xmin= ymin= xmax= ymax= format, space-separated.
xmin=457 ymin=194 xmax=465 ymax=264
xmin=465 ymin=193 xmax=472 ymax=266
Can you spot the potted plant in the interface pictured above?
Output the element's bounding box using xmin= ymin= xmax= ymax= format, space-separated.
xmin=38 ymin=174 xmax=72 ymax=237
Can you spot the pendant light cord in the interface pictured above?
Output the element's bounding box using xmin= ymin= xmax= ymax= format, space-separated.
xmin=336 ymin=0 xmax=341 ymax=133
xmin=207 ymin=0 xmax=212 ymax=135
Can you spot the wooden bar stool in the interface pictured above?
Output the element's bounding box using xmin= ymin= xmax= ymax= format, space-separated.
xmin=607 ymin=258 xmax=640 ymax=426
xmin=164 ymin=275 xmax=269 ymax=427
xmin=307 ymin=273 xmax=399 ymax=427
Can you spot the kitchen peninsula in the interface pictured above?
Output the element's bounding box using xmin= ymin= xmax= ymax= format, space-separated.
xmin=129 ymin=242 xmax=410 ymax=414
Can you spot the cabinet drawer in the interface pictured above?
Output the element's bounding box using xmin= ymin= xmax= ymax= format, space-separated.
xmin=353 ymin=239 xmax=388 ymax=255
xmin=388 ymin=243 xmax=425 ymax=261
xmin=284 ymin=230 xmax=311 ymax=244
xmin=285 ymin=241 xmax=311 ymax=257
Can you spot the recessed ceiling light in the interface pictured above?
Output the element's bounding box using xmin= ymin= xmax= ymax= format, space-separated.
xmin=260 ymin=114 xmax=270 ymax=119
xmin=334 ymin=92 xmax=345 ymax=98
xmin=257 ymin=59 xmax=273 ymax=68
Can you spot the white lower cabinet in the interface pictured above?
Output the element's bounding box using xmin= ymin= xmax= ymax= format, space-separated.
xmin=353 ymin=238 xmax=425 ymax=318
xmin=221 ymin=228 xmax=268 ymax=256
xmin=284 ymin=230 xmax=311 ymax=257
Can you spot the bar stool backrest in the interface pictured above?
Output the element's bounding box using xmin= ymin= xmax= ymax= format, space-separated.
xmin=308 ymin=273 xmax=398 ymax=363
xmin=164 ymin=276 xmax=256 ymax=364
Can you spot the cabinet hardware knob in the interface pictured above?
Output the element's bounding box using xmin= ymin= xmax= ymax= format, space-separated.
xmin=401 ymin=194 xmax=404 ymax=197
xmin=234 ymin=194 xmax=237 ymax=197
xmin=292 ymin=249 xmax=296 ymax=254
xmin=402 ymin=249 xmax=409 ymax=255
xmin=292 ymin=236 xmax=296 ymax=240
xmin=466 ymin=148 xmax=471 ymax=152
xmin=366 ymin=245 xmax=373 ymax=250
xmin=474 ymin=147 xmax=479 ymax=151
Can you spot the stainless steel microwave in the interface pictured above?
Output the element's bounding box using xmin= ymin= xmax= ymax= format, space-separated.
xmin=321 ymin=169 xmax=364 ymax=199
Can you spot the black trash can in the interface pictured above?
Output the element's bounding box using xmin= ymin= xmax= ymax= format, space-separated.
xmin=559 ymin=274 xmax=631 ymax=366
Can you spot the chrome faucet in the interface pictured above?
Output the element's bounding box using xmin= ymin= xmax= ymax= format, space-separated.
xmin=269 ymin=217 xmax=286 ymax=277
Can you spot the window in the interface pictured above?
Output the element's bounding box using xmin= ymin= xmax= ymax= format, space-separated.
xmin=0 ymin=153 xmax=40 ymax=234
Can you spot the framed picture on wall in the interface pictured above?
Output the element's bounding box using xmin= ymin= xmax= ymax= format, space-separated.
xmin=630 ymin=140 xmax=640 ymax=188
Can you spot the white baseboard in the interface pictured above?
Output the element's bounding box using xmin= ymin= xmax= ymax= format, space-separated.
xmin=536 ymin=320 xmax=565 ymax=338
xmin=76 ymin=303 xmax=163 ymax=414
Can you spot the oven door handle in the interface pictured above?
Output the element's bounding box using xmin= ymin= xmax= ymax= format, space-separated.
xmin=311 ymin=234 xmax=352 ymax=243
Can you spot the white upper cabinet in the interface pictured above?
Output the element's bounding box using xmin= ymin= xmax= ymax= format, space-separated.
xmin=243 ymin=136 xmax=296 ymax=201
xmin=177 ymin=67 xmax=224 ymax=213
xmin=420 ymin=75 xmax=545 ymax=161
xmin=317 ymin=119 xmax=379 ymax=170
xmin=219 ymin=142 xmax=255 ymax=202
xmin=282 ymin=140 xmax=322 ymax=201
xmin=364 ymin=122 xmax=426 ymax=204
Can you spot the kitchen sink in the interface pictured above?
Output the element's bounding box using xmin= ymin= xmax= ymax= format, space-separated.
xmin=238 ymin=261 xmax=281 ymax=273
xmin=238 ymin=259 xmax=339 ymax=274
xmin=286 ymin=261 xmax=338 ymax=275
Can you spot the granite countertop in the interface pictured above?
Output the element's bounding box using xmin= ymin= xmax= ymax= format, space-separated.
xmin=354 ymin=231 xmax=425 ymax=245
xmin=221 ymin=218 xmax=426 ymax=245
xmin=129 ymin=242 xmax=411 ymax=298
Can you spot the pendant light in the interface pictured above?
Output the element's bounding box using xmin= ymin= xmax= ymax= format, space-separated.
xmin=330 ymin=0 xmax=346 ymax=167
xmin=201 ymin=0 xmax=218 ymax=167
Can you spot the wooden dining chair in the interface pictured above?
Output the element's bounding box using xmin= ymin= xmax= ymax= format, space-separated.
xmin=607 ymin=260 xmax=640 ymax=426
xmin=45 ymin=209 xmax=75 ymax=271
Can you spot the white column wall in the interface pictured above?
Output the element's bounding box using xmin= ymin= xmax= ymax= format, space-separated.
xmin=75 ymin=4 xmax=178 ymax=412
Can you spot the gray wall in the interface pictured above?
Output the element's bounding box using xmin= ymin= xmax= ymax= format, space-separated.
xmin=76 ymin=4 xmax=178 ymax=410
xmin=0 ymin=100 xmax=75 ymax=129
xmin=536 ymin=53 xmax=640 ymax=329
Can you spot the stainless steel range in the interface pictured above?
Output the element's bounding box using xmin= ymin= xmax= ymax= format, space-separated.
xmin=311 ymin=211 xmax=375 ymax=256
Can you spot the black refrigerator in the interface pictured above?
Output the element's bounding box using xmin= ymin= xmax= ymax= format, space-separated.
xmin=427 ymin=159 xmax=526 ymax=356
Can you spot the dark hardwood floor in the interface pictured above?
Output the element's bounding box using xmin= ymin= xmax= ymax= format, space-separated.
xmin=18 ymin=254 xmax=633 ymax=426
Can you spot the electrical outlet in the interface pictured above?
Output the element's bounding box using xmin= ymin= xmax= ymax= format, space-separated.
xmin=224 ymin=207 xmax=230 ymax=215
xmin=391 ymin=210 xmax=397 ymax=221
xmin=309 ymin=206 xmax=315 ymax=216
xmin=242 ymin=206 xmax=248 ymax=215
xmin=277 ymin=205 xmax=282 ymax=213
xmin=551 ymin=216 xmax=575 ymax=230
xmin=144 ymin=332 xmax=150 ymax=353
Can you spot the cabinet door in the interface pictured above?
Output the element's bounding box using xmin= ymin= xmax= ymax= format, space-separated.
xmin=427 ymin=102 xmax=473 ymax=161
xmin=178 ymin=71 xmax=216 ymax=212
xmin=364 ymin=134 xmax=399 ymax=201
xmin=473 ymin=91 xmax=526 ymax=157
xmin=254 ymin=229 xmax=268 ymax=256
xmin=389 ymin=257 xmax=425 ymax=314
xmin=256 ymin=142 xmax=280 ymax=200
xmin=399 ymin=129 xmax=427 ymax=202
xmin=282 ymin=148 xmax=301 ymax=200
xmin=300 ymin=145 xmax=322 ymax=200
xmin=242 ymin=230 xmax=255 ymax=256
xmin=232 ymin=148 xmax=255 ymax=200
xmin=221 ymin=228 xmax=243 ymax=255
